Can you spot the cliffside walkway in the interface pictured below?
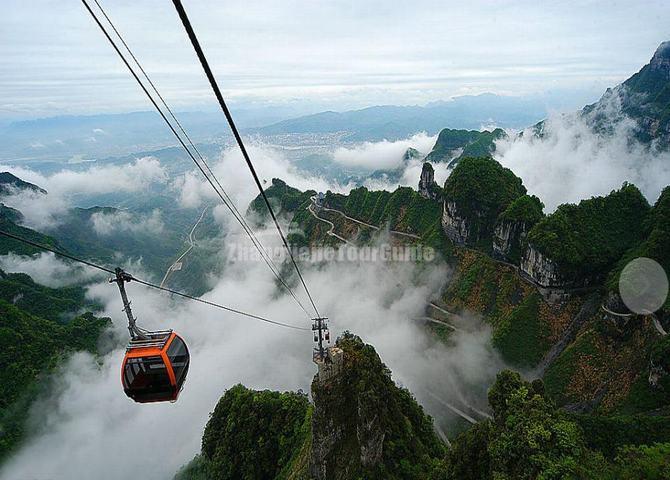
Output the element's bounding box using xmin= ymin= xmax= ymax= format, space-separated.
xmin=413 ymin=316 xmax=462 ymax=332
xmin=600 ymin=304 xmax=667 ymax=337
xmin=160 ymin=206 xmax=208 ymax=288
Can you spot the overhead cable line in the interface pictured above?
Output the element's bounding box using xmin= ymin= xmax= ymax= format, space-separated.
xmin=0 ymin=229 xmax=309 ymax=331
xmin=171 ymin=0 xmax=322 ymax=319
xmin=82 ymin=0 xmax=312 ymax=320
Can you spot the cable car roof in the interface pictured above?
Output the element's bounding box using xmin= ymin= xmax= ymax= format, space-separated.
xmin=126 ymin=329 xmax=173 ymax=353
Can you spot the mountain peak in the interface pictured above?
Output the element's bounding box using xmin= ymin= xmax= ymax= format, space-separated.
xmin=650 ymin=41 xmax=670 ymax=73
xmin=0 ymin=172 xmax=47 ymax=195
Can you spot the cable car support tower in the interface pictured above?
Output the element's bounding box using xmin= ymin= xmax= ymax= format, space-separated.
xmin=312 ymin=317 xmax=331 ymax=362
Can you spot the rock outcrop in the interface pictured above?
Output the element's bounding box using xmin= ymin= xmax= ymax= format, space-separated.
xmin=441 ymin=200 xmax=472 ymax=244
xmin=442 ymin=157 xmax=526 ymax=246
xmin=582 ymin=41 xmax=670 ymax=149
xmin=520 ymin=245 xmax=564 ymax=287
xmin=492 ymin=194 xmax=544 ymax=263
xmin=418 ymin=162 xmax=439 ymax=200
xmin=403 ymin=147 xmax=422 ymax=162
xmin=649 ymin=337 xmax=670 ymax=390
xmin=0 ymin=172 xmax=47 ymax=196
xmin=649 ymin=41 xmax=670 ymax=78
xmin=649 ymin=360 xmax=668 ymax=389
xmin=309 ymin=333 xmax=444 ymax=480
xmin=492 ymin=219 xmax=525 ymax=260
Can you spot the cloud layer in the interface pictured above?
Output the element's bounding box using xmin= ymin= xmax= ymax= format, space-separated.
xmin=494 ymin=108 xmax=670 ymax=211
xmin=332 ymin=132 xmax=436 ymax=170
xmin=0 ymin=157 xmax=167 ymax=229
xmin=0 ymin=231 xmax=502 ymax=480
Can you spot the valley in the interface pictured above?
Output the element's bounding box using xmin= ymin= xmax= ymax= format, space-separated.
xmin=0 ymin=31 xmax=669 ymax=480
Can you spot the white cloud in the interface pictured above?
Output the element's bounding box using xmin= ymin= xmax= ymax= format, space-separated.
xmin=494 ymin=104 xmax=670 ymax=211
xmin=0 ymin=233 xmax=503 ymax=480
xmin=0 ymin=157 xmax=168 ymax=229
xmin=172 ymin=143 xmax=340 ymax=214
xmin=331 ymin=132 xmax=436 ymax=170
xmin=90 ymin=209 xmax=164 ymax=236
xmin=0 ymin=252 xmax=103 ymax=288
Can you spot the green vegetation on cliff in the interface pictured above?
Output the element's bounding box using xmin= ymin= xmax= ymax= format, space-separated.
xmin=424 ymin=128 xmax=506 ymax=165
xmin=177 ymin=334 xmax=445 ymax=480
xmin=442 ymin=370 xmax=670 ymax=479
xmin=499 ymin=194 xmax=544 ymax=225
xmin=0 ymin=205 xmax=61 ymax=256
xmin=606 ymin=186 xmax=670 ymax=309
xmin=0 ymin=298 xmax=109 ymax=459
xmin=0 ymin=269 xmax=100 ymax=322
xmin=248 ymin=178 xmax=315 ymax=221
xmin=287 ymin=184 xmax=447 ymax=253
xmin=311 ymin=333 xmax=444 ymax=480
xmin=176 ymin=385 xmax=312 ymax=480
xmin=527 ymin=183 xmax=650 ymax=280
xmin=584 ymin=41 xmax=670 ymax=148
xmin=443 ymin=156 xmax=526 ymax=246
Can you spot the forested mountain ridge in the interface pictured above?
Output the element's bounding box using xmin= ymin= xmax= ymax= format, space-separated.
xmin=0 ymin=284 xmax=110 ymax=460
xmin=248 ymin=148 xmax=669 ymax=418
xmin=0 ymin=172 xmax=46 ymax=196
xmin=177 ymin=335 xmax=670 ymax=479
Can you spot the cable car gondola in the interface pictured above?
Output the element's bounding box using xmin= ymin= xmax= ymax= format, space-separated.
xmin=121 ymin=330 xmax=189 ymax=403
xmin=111 ymin=267 xmax=190 ymax=403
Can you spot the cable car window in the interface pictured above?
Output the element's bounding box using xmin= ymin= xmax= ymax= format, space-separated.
xmin=123 ymin=356 xmax=171 ymax=394
xmin=167 ymin=336 xmax=189 ymax=384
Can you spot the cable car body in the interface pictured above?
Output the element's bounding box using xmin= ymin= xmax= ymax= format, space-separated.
xmin=121 ymin=330 xmax=190 ymax=403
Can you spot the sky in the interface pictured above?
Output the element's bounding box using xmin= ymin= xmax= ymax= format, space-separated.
xmin=1 ymin=0 xmax=669 ymax=120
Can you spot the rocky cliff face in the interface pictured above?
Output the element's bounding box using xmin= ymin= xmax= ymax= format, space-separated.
xmin=582 ymin=41 xmax=670 ymax=148
xmin=442 ymin=200 xmax=471 ymax=244
xmin=649 ymin=41 xmax=670 ymax=78
xmin=649 ymin=337 xmax=670 ymax=390
xmin=309 ymin=333 xmax=444 ymax=480
xmin=418 ymin=162 xmax=439 ymax=200
xmin=492 ymin=219 xmax=527 ymax=260
xmin=520 ymin=245 xmax=564 ymax=287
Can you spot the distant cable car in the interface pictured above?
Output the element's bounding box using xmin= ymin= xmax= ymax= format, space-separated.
xmin=111 ymin=267 xmax=190 ymax=404
xmin=121 ymin=330 xmax=190 ymax=403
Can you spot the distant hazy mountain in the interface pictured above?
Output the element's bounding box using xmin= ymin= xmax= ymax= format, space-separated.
xmin=0 ymin=104 xmax=314 ymax=163
xmin=254 ymin=93 xmax=551 ymax=141
xmin=0 ymin=172 xmax=47 ymax=195
xmin=424 ymin=128 xmax=507 ymax=166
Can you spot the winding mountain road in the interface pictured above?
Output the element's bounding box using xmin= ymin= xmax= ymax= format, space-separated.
xmin=307 ymin=203 xmax=354 ymax=245
xmin=424 ymin=389 xmax=491 ymax=425
xmin=310 ymin=196 xmax=421 ymax=240
xmin=160 ymin=206 xmax=208 ymax=288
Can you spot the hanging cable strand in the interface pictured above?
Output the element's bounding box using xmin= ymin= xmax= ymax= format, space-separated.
xmin=82 ymin=0 xmax=313 ymax=320
xmin=0 ymin=229 xmax=309 ymax=331
xmin=171 ymin=0 xmax=321 ymax=319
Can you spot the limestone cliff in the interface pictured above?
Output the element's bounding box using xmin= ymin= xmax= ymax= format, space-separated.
xmin=492 ymin=194 xmax=544 ymax=263
xmin=418 ymin=162 xmax=440 ymax=200
xmin=441 ymin=200 xmax=472 ymax=245
xmin=442 ymin=157 xmax=526 ymax=246
xmin=309 ymin=333 xmax=444 ymax=480
xmin=519 ymin=245 xmax=565 ymax=287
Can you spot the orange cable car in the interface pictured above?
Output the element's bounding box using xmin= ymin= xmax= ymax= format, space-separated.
xmin=121 ymin=330 xmax=190 ymax=403
xmin=111 ymin=267 xmax=190 ymax=404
